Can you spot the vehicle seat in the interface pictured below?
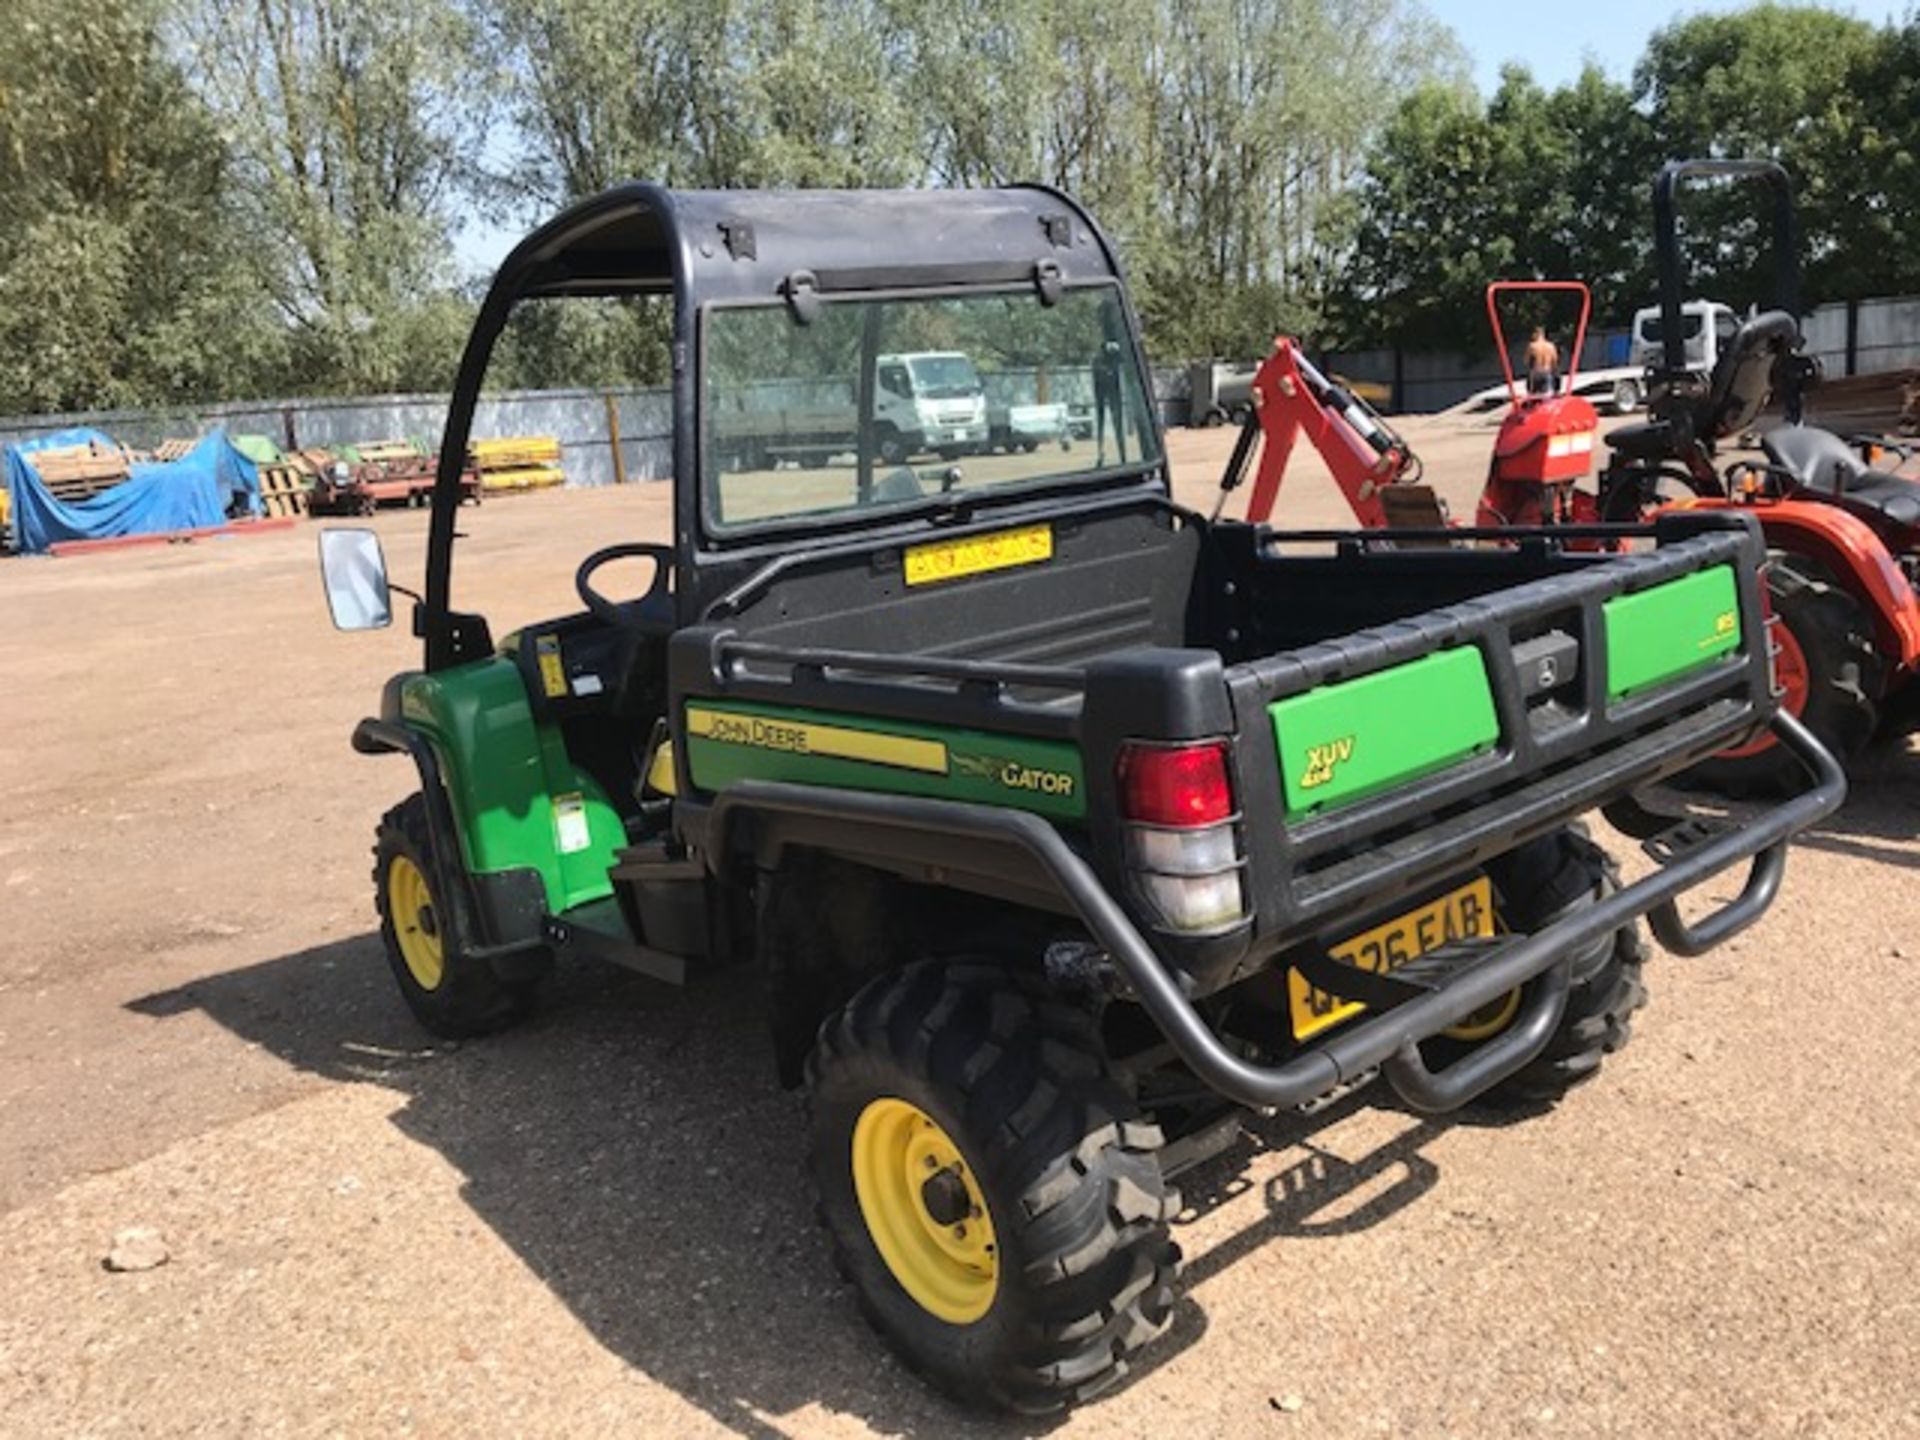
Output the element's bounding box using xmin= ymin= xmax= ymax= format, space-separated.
xmin=1763 ymin=425 xmax=1920 ymax=529
xmin=1603 ymin=419 xmax=1677 ymax=460
xmin=1698 ymin=310 xmax=1800 ymax=441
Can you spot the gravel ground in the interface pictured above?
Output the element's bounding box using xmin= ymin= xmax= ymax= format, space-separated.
xmin=2 ymin=416 xmax=1917 ymax=1438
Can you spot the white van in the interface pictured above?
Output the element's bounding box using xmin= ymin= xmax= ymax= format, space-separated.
xmin=1630 ymin=300 xmax=1740 ymax=375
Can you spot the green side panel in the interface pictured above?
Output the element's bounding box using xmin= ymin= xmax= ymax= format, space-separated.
xmin=1270 ymin=647 xmax=1500 ymax=819
xmin=397 ymin=659 xmax=622 ymax=912
xmin=682 ymin=698 xmax=1086 ymax=821
xmin=1604 ymin=565 xmax=1742 ymax=699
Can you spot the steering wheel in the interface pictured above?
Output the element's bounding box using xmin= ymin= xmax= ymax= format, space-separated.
xmin=576 ymin=543 xmax=675 ymax=633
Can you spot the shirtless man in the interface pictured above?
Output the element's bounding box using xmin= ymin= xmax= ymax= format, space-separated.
xmin=1526 ymin=327 xmax=1559 ymax=396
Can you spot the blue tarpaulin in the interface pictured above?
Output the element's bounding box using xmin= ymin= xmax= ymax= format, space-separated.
xmin=3 ymin=427 xmax=260 ymax=555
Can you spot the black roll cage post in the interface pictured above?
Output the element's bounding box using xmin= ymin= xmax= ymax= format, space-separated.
xmin=420 ymin=184 xmax=685 ymax=672
xmin=1651 ymin=158 xmax=1802 ymax=390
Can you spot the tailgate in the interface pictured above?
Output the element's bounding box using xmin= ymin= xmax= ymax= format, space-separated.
xmin=1229 ymin=517 xmax=1775 ymax=948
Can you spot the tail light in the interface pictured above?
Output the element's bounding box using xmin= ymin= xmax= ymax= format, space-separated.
xmin=1117 ymin=741 xmax=1248 ymax=932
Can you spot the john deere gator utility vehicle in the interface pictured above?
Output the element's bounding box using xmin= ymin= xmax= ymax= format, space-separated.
xmin=318 ymin=184 xmax=1844 ymax=1413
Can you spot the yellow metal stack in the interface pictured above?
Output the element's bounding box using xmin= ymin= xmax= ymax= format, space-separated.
xmin=470 ymin=435 xmax=565 ymax=492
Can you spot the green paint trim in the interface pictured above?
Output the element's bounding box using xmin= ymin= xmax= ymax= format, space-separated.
xmin=1270 ymin=647 xmax=1500 ymax=819
xmin=1604 ymin=565 xmax=1741 ymax=699
xmin=682 ymin=698 xmax=1086 ymax=820
xmin=397 ymin=660 xmax=621 ymax=913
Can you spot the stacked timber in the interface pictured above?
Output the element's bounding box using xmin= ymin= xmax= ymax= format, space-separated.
xmin=27 ymin=440 xmax=134 ymax=501
xmin=470 ymin=435 xmax=565 ymax=492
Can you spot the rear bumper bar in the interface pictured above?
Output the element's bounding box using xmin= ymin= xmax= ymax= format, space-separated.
xmin=709 ymin=709 xmax=1843 ymax=1113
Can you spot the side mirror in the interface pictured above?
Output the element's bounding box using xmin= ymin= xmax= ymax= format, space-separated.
xmin=318 ymin=527 xmax=393 ymax=631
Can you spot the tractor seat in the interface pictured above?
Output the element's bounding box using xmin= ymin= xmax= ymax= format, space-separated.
xmin=1603 ymin=419 xmax=1676 ymax=460
xmin=1699 ymin=310 xmax=1800 ymax=441
xmin=1763 ymin=425 xmax=1920 ymax=529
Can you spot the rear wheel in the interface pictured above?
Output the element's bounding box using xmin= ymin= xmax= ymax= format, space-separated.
xmin=1687 ymin=551 xmax=1882 ymax=797
xmin=805 ymin=959 xmax=1180 ymax=1414
xmin=1611 ymin=377 xmax=1642 ymax=413
xmin=1421 ymin=828 xmax=1647 ymax=1105
xmin=373 ymin=795 xmax=538 ymax=1038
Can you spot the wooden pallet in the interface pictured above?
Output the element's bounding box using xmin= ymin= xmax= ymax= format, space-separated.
xmin=153 ymin=438 xmax=197 ymax=462
xmin=257 ymin=462 xmax=312 ymax=519
xmin=28 ymin=441 xmax=133 ymax=501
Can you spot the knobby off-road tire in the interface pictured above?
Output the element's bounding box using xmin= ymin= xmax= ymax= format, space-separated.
xmin=373 ymin=794 xmax=538 ymax=1039
xmin=1686 ymin=551 xmax=1882 ymax=798
xmin=1438 ymin=827 xmax=1648 ymax=1105
xmin=805 ymin=960 xmax=1181 ymax=1414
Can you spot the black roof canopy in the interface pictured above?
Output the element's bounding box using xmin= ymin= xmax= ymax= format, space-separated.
xmin=423 ymin=181 xmax=1140 ymax=669
xmin=498 ymin=183 xmax=1121 ymax=305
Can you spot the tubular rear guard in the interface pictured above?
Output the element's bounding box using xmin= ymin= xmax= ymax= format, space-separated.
xmin=703 ymin=709 xmax=1843 ymax=1112
xmin=1675 ymin=496 xmax=1920 ymax=669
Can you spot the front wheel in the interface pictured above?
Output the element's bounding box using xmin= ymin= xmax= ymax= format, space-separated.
xmin=373 ymin=795 xmax=539 ymax=1038
xmin=806 ymin=960 xmax=1180 ymax=1414
xmin=1611 ymin=377 xmax=1642 ymax=413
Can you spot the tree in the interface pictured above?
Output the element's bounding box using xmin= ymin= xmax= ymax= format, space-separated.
xmin=0 ymin=0 xmax=279 ymax=412
xmin=185 ymin=0 xmax=489 ymax=393
xmin=1637 ymin=4 xmax=1886 ymax=308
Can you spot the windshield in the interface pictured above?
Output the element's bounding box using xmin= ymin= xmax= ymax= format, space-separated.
xmin=702 ymin=284 xmax=1160 ymax=532
xmin=1639 ymin=313 xmax=1705 ymax=343
xmin=906 ymin=354 xmax=982 ymax=398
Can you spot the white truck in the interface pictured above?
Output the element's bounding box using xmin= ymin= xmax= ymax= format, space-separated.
xmin=1629 ymin=299 xmax=1740 ymax=376
xmin=1452 ymin=298 xmax=1739 ymax=420
xmin=710 ymin=350 xmax=994 ymax=469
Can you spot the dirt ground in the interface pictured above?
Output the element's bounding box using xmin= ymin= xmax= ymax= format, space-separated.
xmin=3 ymin=415 xmax=1917 ymax=1438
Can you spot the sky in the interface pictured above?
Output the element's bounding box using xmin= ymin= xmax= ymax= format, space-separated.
xmin=1443 ymin=0 xmax=1906 ymax=93
xmin=455 ymin=1 xmax=1911 ymax=272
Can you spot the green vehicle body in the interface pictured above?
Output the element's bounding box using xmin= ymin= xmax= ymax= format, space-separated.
xmin=324 ymin=180 xmax=1844 ymax=1416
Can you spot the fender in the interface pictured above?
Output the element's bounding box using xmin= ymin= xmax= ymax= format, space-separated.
xmin=1674 ymin=497 xmax=1920 ymax=672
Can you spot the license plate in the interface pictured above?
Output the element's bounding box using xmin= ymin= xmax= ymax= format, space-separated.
xmin=903 ymin=523 xmax=1053 ymax=586
xmin=1288 ymin=877 xmax=1495 ymax=1040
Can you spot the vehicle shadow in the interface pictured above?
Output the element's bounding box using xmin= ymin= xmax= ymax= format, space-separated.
xmin=129 ymin=936 xmax=1227 ymax=1438
xmin=1168 ymin=1088 xmax=1531 ymax=1293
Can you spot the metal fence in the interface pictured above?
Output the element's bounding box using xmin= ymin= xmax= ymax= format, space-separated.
xmin=2 ymin=295 xmax=1912 ymax=461
xmin=0 ymin=387 xmax=674 ymax=488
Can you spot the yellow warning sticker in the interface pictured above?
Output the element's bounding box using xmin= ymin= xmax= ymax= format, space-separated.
xmin=903 ymin=523 xmax=1053 ymax=587
xmin=534 ymin=633 xmax=567 ymax=698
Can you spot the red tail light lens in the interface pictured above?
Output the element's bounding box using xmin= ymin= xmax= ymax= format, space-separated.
xmin=1117 ymin=741 xmax=1234 ymax=827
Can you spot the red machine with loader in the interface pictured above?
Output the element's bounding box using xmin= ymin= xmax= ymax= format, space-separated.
xmin=1228 ymin=281 xmax=1604 ymax=538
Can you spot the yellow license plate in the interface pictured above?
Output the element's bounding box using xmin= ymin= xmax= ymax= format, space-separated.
xmin=1289 ymin=877 xmax=1495 ymax=1041
xmin=903 ymin=523 xmax=1053 ymax=586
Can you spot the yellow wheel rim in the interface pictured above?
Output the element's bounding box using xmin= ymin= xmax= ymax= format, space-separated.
xmin=851 ymin=1098 xmax=999 ymax=1324
xmin=1443 ymin=987 xmax=1522 ymax=1042
xmin=387 ymin=854 xmax=445 ymax=992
